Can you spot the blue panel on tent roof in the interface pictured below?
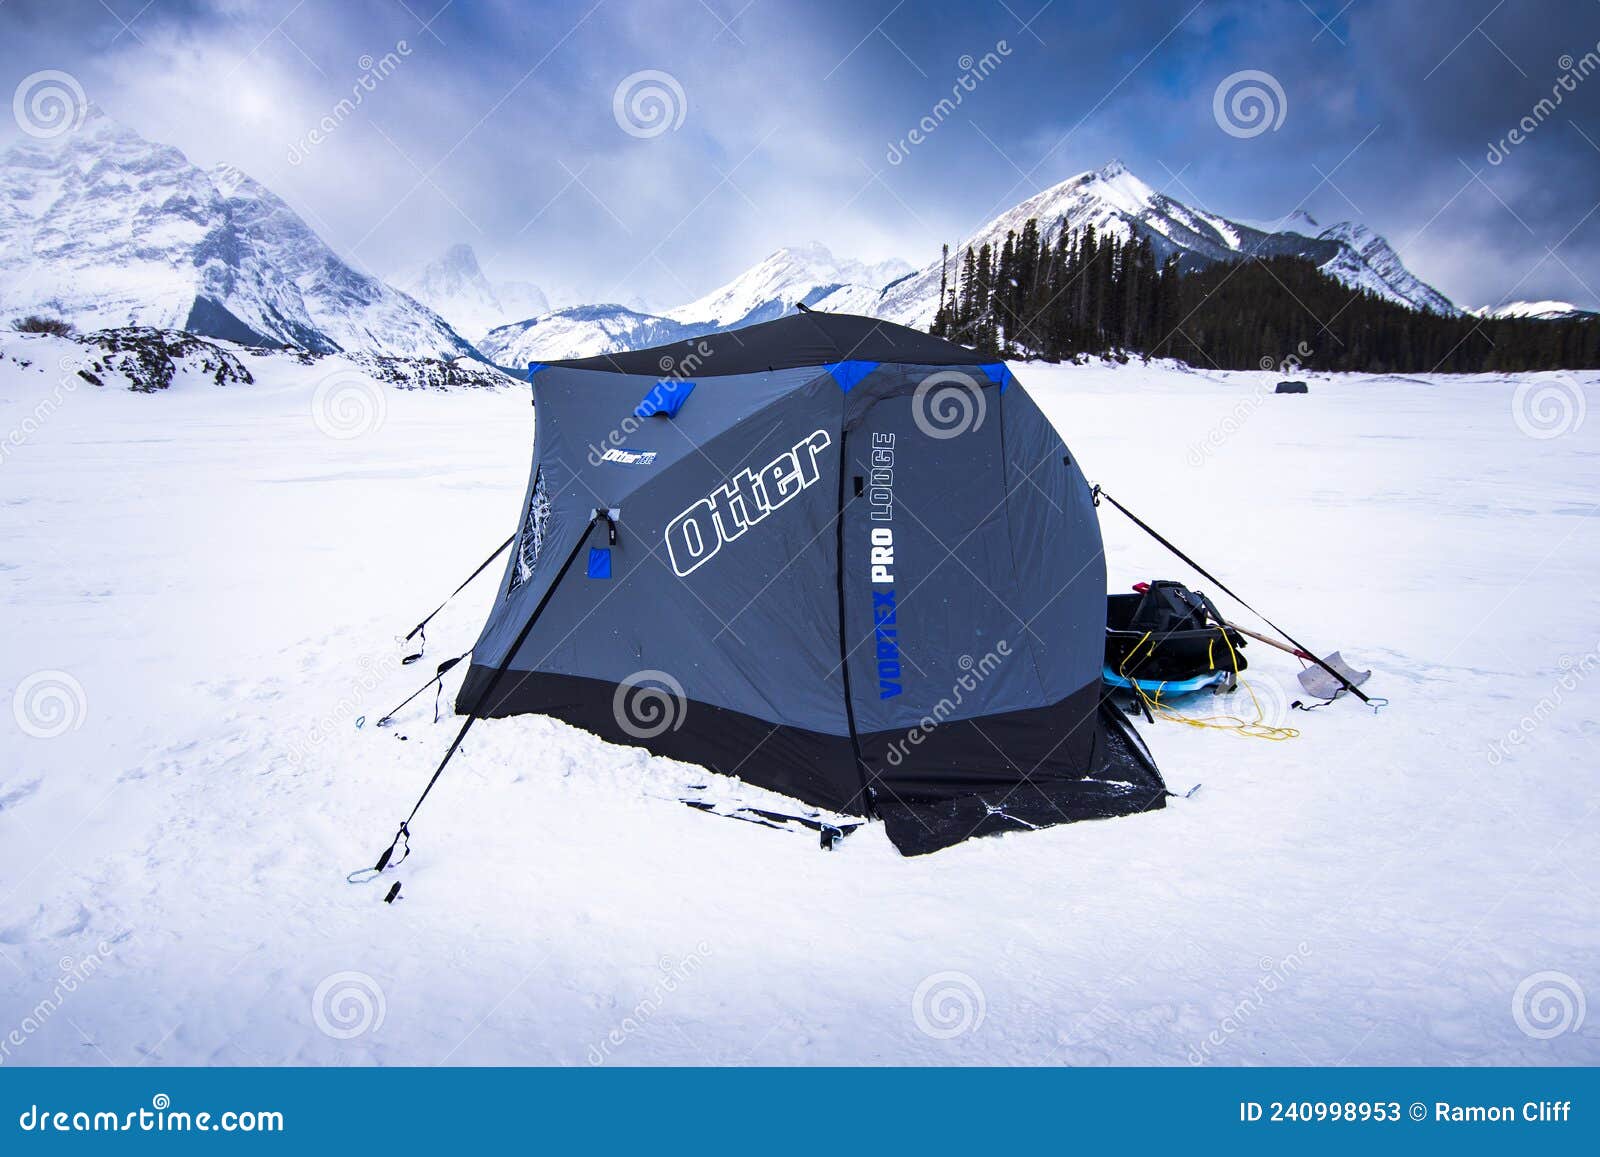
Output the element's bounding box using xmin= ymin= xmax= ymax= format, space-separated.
xmin=823 ymin=360 xmax=879 ymax=392
xmin=634 ymin=379 xmax=695 ymax=418
xmin=586 ymin=548 xmax=612 ymax=580
xmin=979 ymin=363 xmax=1013 ymax=392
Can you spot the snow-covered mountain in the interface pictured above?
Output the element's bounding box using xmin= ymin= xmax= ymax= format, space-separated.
xmin=664 ymin=243 xmax=910 ymax=329
xmin=480 ymin=243 xmax=910 ymax=365
xmin=1472 ymin=300 xmax=1598 ymax=321
xmin=393 ymin=243 xmax=549 ymax=343
xmin=820 ymin=160 xmax=1461 ymax=327
xmin=484 ymin=163 xmax=1465 ymax=367
xmin=0 ymin=108 xmax=473 ymax=358
xmin=480 ymin=304 xmax=703 ymax=365
xmin=1313 ymin=221 xmax=1457 ymax=316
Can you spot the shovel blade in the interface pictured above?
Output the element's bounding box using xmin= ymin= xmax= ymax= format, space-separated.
xmin=1297 ymin=651 xmax=1372 ymax=700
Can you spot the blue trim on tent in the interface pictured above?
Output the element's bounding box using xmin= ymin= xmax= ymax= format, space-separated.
xmin=823 ymin=360 xmax=880 ymax=393
xmin=979 ymin=363 xmax=1013 ymax=393
xmin=586 ymin=548 xmax=612 ymax=580
xmin=1101 ymin=666 xmax=1229 ymax=697
xmin=634 ymin=379 xmax=695 ymax=418
xmin=526 ymin=362 xmax=546 ymax=381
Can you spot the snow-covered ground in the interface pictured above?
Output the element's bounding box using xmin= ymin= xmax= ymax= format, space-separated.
xmin=1 ymin=332 xmax=1595 ymax=1066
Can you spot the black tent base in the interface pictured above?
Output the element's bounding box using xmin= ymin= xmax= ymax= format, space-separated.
xmin=873 ymin=702 xmax=1168 ymax=855
xmin=459 ymin=666 xmax=1166 ymax=856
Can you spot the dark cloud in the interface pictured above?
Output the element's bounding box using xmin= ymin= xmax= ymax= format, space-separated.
xmin=2 ymin=0 xmax=1597 ymax=309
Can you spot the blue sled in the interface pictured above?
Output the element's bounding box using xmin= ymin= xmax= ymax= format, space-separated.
xmin=1101 ymin=666 xmax=1231 ymax=698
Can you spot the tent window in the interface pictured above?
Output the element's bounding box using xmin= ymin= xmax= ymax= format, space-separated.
xmin=507 ymin=467 xmax=551 ymax=596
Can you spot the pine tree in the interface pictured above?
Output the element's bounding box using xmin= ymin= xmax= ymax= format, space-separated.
xmin=922 ymin=232 xmax=1598 ymax=372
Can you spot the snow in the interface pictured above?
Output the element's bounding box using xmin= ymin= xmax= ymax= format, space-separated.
xmin=832 ymin=161 xmax=1461 ymax=332
xmin=1193 ymin=209 xmax=1242 ymax=250
xmin=1476 ymin=300 xmax=1592 ymax=321
xmin=1316 ymin=222 xmax=1461 ymax=316
xmin=664 ymin=243 xmax=904 ymax=329
xmin=482 ymin=244 xmax=908 ymax=364
xmin=0 ymin=109 xmax=472 ymax=358
xmin=2 ymin=332 xmax=1596 ymax=1066
xmin=393 ymin=244 xmax=550 ymax=343
xmin=480 ymin=303 xmax=696 ymax=365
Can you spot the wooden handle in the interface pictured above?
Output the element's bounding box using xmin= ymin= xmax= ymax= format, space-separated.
xmin=1224 ymin=621 xmax=1312 ymax=661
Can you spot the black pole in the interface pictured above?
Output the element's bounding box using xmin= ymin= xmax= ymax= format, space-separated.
xmin=1093 ymin=486 xmax=1376 ymax=706
xmin=401 ymin=533 xmax=516 ymax=651
xmin=371 ymin=517 xmax=598 ymax=873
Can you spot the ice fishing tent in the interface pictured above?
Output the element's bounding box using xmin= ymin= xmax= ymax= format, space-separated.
xmin=460 ymin=311 xmax=1165 ymax=855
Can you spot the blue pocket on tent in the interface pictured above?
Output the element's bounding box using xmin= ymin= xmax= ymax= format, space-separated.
xmin=635 ymin=379 xmax=695 ymax=418
xmin=587 ymin=548 xmax=612 ymax=579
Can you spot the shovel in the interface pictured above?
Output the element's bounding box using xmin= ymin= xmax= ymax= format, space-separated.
xmin=1217 ymin=620 xmax=1371 ymax=700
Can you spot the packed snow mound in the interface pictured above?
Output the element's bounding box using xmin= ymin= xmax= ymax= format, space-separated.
xmin=0 ymin=108 xmax=474 ymax=358
xmin=824 ymin=160 xmax=1461 ymax=328
xmin=394 ymin=243 xmax=549 ymax=342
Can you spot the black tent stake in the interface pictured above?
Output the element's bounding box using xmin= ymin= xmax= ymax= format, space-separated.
xmin=370 ymin=517 xmax=601 ymax=875
xmin=375 ymin=653 xmax=469 ymax=728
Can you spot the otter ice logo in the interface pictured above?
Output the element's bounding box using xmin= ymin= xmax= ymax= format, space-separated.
xmin=600 ymin=447 xmax=658 ymax=466
xmin=666 ymin=430 xmax=832 ymax=576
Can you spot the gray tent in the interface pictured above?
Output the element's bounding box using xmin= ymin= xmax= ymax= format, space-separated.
xmin=446 ymin=311 xmax=1165 ymax=855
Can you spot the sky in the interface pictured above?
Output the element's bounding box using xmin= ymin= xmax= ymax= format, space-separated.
xmin=2 ymin=0 xmax=1598 ymax=312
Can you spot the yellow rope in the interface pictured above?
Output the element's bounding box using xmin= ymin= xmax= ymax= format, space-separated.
xmin=1119 ymin=628 xmax=1300 ymax=741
